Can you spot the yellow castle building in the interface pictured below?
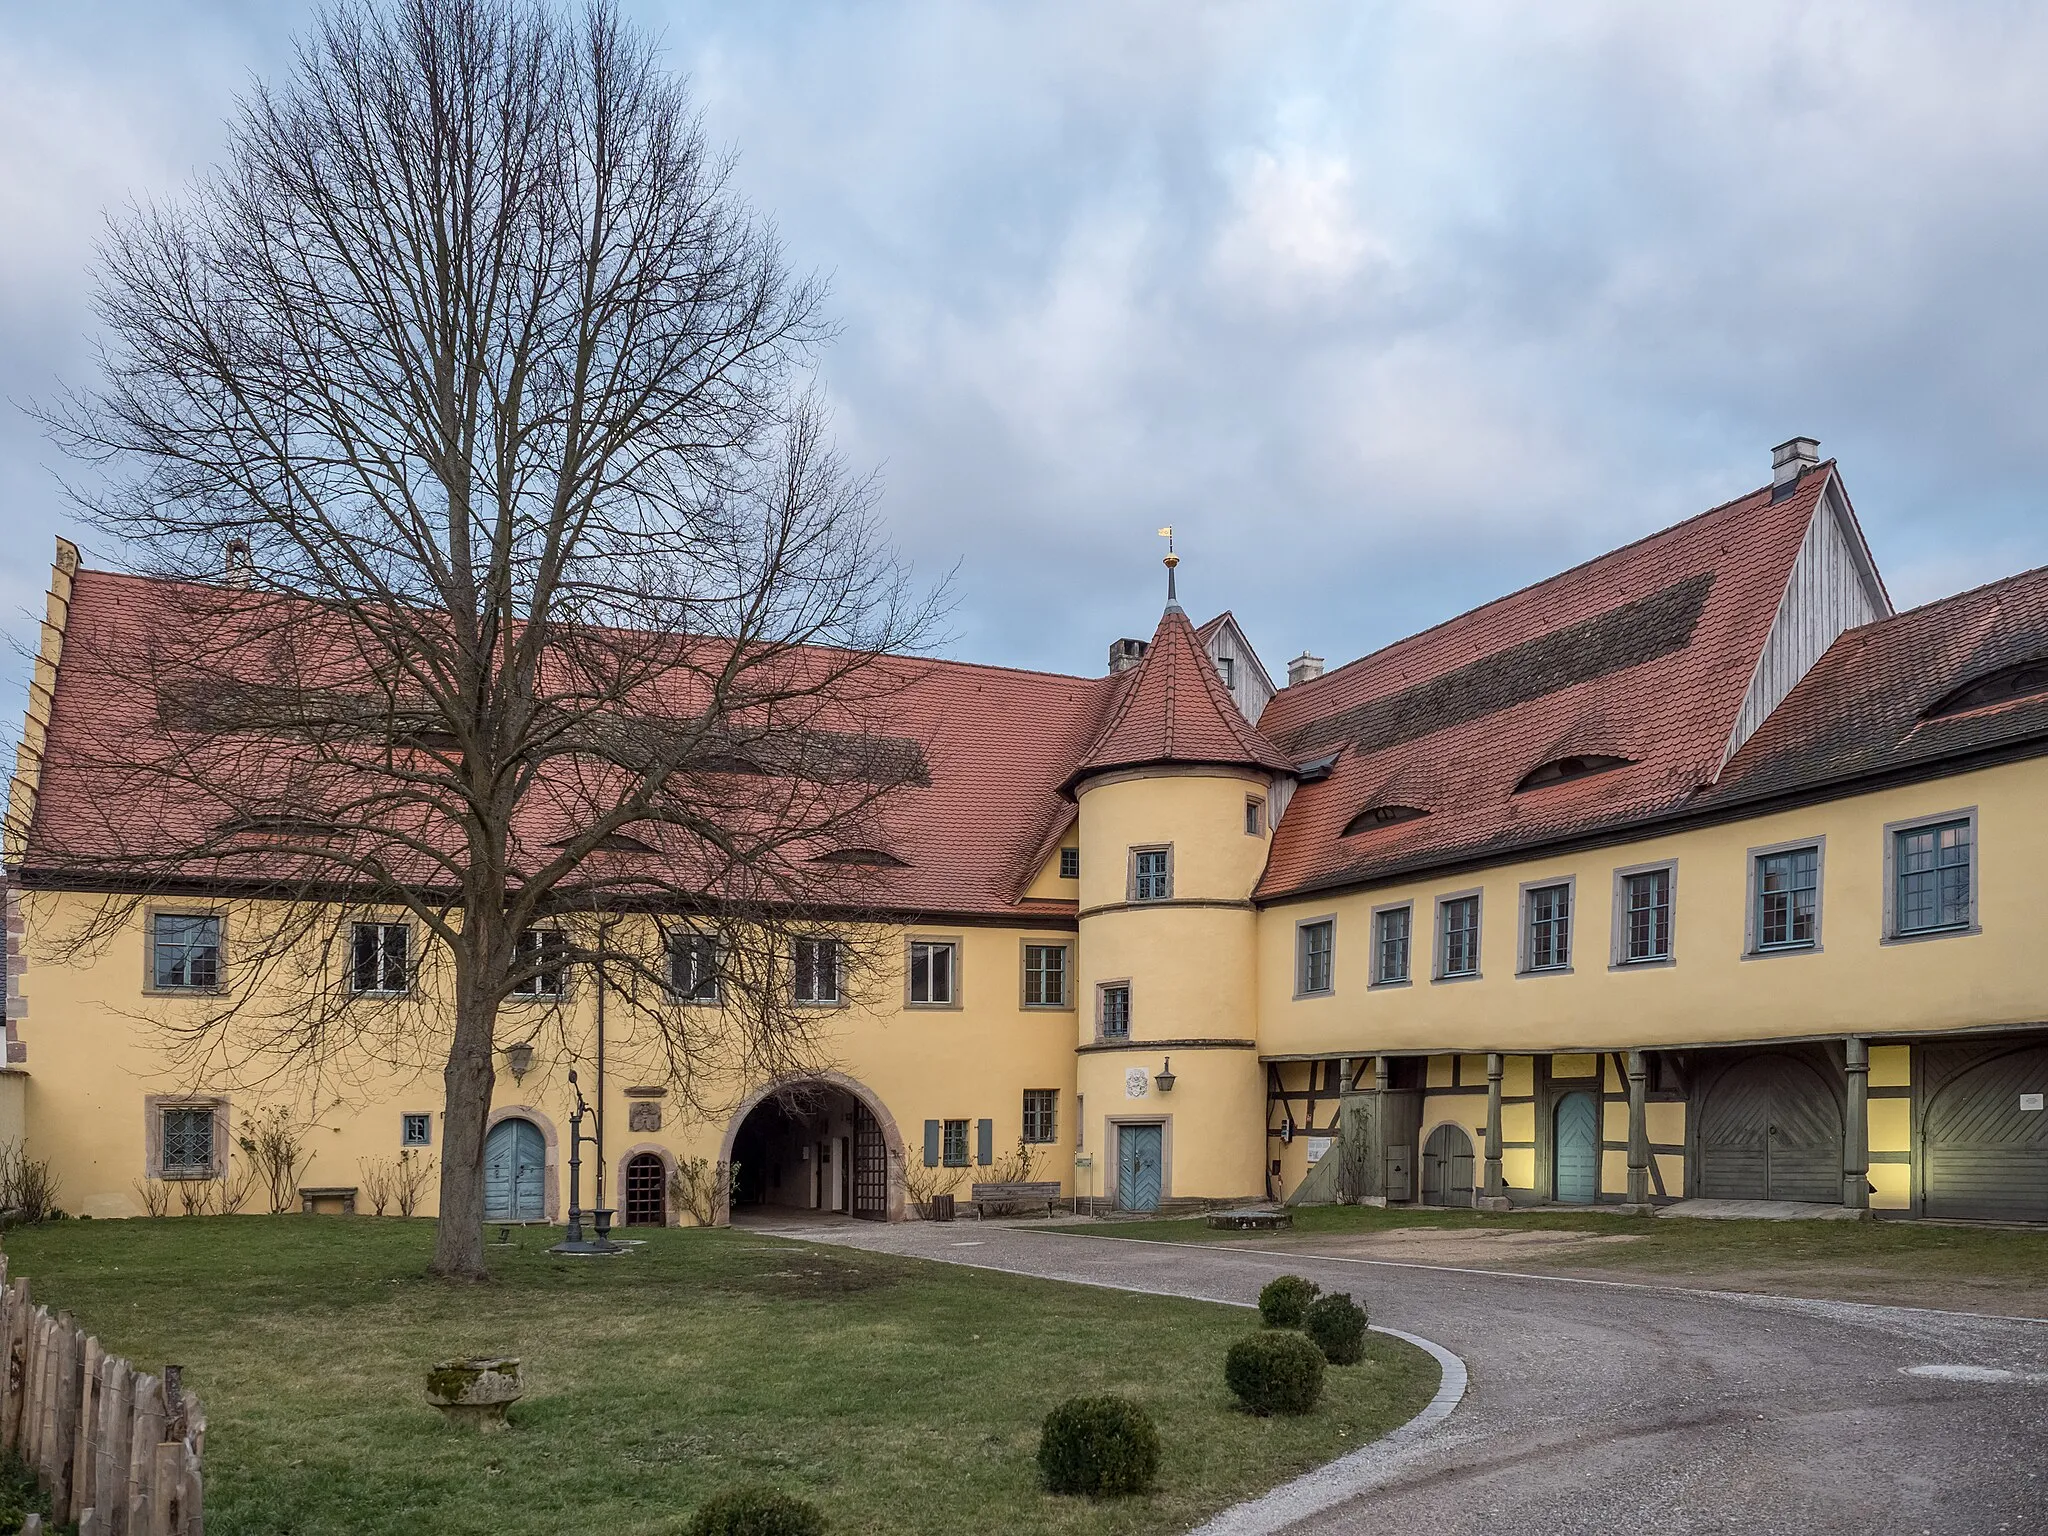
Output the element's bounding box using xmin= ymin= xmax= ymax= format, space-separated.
xmin=8 ymin=437 xmax=2048 ymax=1226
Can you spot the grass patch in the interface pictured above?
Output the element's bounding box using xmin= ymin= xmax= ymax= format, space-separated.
xmin=0 ymin=1218 xmax=1437 ymax=1535
xmin=1072 ymin=1204 xmax=2048 ymax=1285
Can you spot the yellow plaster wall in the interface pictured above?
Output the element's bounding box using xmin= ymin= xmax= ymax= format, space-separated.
xmin=1255 ymin=757 xmax=2048 ymax=1057
xmin=1503 ymin=1055 xmax=1535 ymax=1096
xmin=1502 ymin=1147 xmax=1535 ymax=1189
xmin=1073 ymin=1045 xmax=1264 ymax=1204
xmin=1019 ymin=835 xmax=1080 ymax=902
xmin=1869 ymin=1045 xmax=1911 ymax=1089
xmin=1645 ymin=1102 xmax=1686 ymax=1146
xmin=1501 ymin=1101 xmax=1535 ymax=1142
xmin=1551 ymin=1053 xmax=1598 ymax=1079
xmin=1870 ymin=1163 xmax=1911 ymax=1209
xmin=1869 ymin=1098 xmax=1912 ymax=1154
xmin=17 ymin=891 xmax=1081 ymax=1218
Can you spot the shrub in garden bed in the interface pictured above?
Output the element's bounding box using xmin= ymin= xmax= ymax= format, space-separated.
xmin=686 ymin=1486 xmax=828 ymax=1536
xmin=1303 ymin=1293 xmax=1368 ymax=1365
xmin=1225 ymin=1330 xmax=1326 ymax=1415
xmin=1037 ymin=1394 xmax=1161 ymax=1496
xmin=1257 ymin=1274 xmax=1320 ymax=1328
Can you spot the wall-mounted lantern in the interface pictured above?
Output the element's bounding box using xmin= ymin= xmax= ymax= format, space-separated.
xmin=504 ymin=1040 xmax=536 ymax=1082
xmin=1155 ymin=1057 xmax=1177 ymax=1094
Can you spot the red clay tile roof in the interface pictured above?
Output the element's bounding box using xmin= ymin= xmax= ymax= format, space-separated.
xmin=1253 ymin=470 xmax=1836 ymax=901
xmin=21 ymin=568 xmax=1125 ymax=922
xmin=1705 ymin=563 xmax=2048 ymax=808
xmin=1062 ymin=605 xmax=1293 ymax=793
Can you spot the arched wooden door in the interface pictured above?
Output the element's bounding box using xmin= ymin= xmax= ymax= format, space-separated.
xmin=622 ymin=1152 xmax=667 ymax=1226
xmin=1553 ymin=1092 xmax=1600 ymax=1204
xmin=1924 ymin=1046 xmax=2048 ymax=1222
xmin=484 ymin=1118 xmax=546 ymax=1222
xmin=1697 ymin=1055 xmax=1841 ymax=1202
xmin=1421 ymin=1123 xmax=1474 ymax=1207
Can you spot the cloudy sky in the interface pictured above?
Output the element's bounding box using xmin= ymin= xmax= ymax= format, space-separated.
xmin=6 ymin=2 xmax=2048 ymax=716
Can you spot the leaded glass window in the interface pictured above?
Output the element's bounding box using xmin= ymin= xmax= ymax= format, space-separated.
xmin=1132 ymin=848 xmax=1172 ymax=901
xmin=1896 ymin=820 xmax=1972 ymax=934
xmin=1439 ymin=896 xmax=1480 ymax=977
xmin=1375 ymin=906 xmax=1412 ymax=984
xmin=160 ymin=1105 xmax=215 ymax=1177
xmin=1756 ymin=847 xmax=1820 ymax=950
xmin=1099 ymin=983 xmax=1131 ymax=1038
xmin=1624 ymin=869 xmax=1673 ymax=962
xmin=1059 ymin=847 xmax=1080 ymax=880
xmin=152 ymin=914 xmax=220 ymax=990
xmin=942 ymin=1118 xmax=970 ymax=1167
xmin=1526 ymin=883 xmax=1571 ymax=971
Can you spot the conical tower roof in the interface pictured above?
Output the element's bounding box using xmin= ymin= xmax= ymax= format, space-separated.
xmin=1062 ymin=604 xmax=1294 ymax=795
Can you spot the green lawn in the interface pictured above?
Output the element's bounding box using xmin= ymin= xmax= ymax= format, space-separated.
xmin=1073 ymin=1204 xmax=2048 ymax=1294
xmin=0 ymin=1218 xmax=1437 ymax=1536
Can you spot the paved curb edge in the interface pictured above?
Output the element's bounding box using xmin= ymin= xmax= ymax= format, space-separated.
xmin=1185 ymin=1324 xmax=1469 ymax=1536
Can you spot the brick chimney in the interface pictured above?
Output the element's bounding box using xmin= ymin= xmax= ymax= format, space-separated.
xmin=1286 ymin=652 xmax=1324 ymax=688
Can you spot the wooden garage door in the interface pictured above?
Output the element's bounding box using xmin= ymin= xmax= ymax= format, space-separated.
xmin=1698 ymin=1054 xmax=1841 ymax=1203
xmin=1924 ymin=1046 xmax=2048 ymax=1222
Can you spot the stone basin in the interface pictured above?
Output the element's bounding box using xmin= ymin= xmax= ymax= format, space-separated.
xmin=426 ymin=1356 xmax=523 ymax=1430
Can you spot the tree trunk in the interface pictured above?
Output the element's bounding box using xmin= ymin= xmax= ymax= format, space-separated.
xmin=430 ymin=974 xmax=500 ymax=1281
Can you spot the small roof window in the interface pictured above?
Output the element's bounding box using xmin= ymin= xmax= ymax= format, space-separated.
xmin=1340 ymin=804 xmax=1429 ymax=837
xmin=1513 ymin=754 xmax=1632 ymax=793
xmin=1924 ymin=657 xmax=2048 ymax=720
xmin=812 ymin=847 xmax=908 ymax=868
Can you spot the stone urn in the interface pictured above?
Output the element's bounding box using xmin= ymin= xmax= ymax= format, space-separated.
xmin=426 ymin=1357 xmax=523 ymax=1430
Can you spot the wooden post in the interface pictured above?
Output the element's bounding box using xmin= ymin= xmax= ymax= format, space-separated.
xmin=1 ymin=1279 xmax=27 ymax=1452
xmin=1475 ymin=1053 xmax=1510 ymax=1210
xmin=1844 ymin=1036 xmax=1871 ymax=1211
xmin=126 ymin=1372 xmax=163 ymax=1536
xmin=50 ymin=1320 xmax=79 ymax=1515
xmin=72 ymin=1334 xmax=105 ymax=1525
xmin=25 ymin=1306 xmax=48 ymax=1468
xmin=150 ymin=1440 xmax=181 ymax=1536
xmin=97 ymin=1356 xmax=133 ymax=1536
xmin=1623 ymin=1050 xmax=1653 ymax=1211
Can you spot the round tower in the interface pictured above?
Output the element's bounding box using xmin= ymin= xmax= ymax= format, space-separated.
xmin=1064 ymin=571 xmax=1290 ymax=1213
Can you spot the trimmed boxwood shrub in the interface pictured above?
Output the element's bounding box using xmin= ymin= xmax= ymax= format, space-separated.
xmin=1257 ymin=1274 xmax=1321 ymax=1329
xmin=1225 ymin=1330 xmax=1326 ymax=1415
xmin=1037 ymin=1394 xmax=1162 ymax=1496
xmin=686 ymin=1486 xmax=828 ymax=1536
xmin=1303 ymin=1292 xmax=1368 ymax=1365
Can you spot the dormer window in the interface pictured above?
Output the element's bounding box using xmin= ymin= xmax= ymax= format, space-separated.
xmin=812 ymin=847 xmax=908 ymax=868
xmin=1340 ymin=804 xmax=1428 ymax=837
xmin=1217 ymin=655 xmax=1235 ymax=689
xmin=1513 ymin=754 xmax=1632 ymax=793
xmin=1924 ymin=658 xmax=2048 ymax=719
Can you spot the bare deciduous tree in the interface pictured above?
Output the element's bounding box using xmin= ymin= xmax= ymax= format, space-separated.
xmin=27 ymin=0 xmax=937 ymax=1279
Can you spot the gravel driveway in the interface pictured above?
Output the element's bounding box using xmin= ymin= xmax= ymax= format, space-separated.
xmin=748 ymin=1215 xmax=2048 ymax=1536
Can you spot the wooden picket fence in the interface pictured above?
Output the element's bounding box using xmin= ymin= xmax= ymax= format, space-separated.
xmin=0 ymin=1255 xmax=204 ymax=1535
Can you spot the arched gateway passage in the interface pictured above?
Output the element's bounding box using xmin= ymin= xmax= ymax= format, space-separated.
xmin=719 ymin=1073 xmax=903 ymax=1222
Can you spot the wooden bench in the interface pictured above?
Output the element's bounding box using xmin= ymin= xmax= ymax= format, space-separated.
xmin=970 ymin=1181 xmax=1063 ymax=1219
xmin=298 ymin=1185 xmax=359 ymax=1216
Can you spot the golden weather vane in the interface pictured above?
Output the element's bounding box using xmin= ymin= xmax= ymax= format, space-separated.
xmin=1159 ymin=526 xmax=1179 ymax=604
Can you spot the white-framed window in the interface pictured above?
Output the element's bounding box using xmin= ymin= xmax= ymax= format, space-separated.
xmin=1372 ymin=904 xmax=1412 ymax=985
xmin=1296 ymin=919 xmax=1334 ymax=996
xmin=1523 ymin=881 xmax=1572 ymax=972
xmin=670 ymin=933 xmax=720 ymax=1004
xmin=1751 ymin=843 xmax=1822 ymax=953
xmin=1059 ymin=847 xmax=1080 ymax=880
xmin=1098 ymin=982 xmax=1131 ymax=1039
xmin=1023 ymin=1089 xmax=1059 ymax=1144
xmin=908 ymin=939 xmax=957 ymax=1006
xmin=1617 ymin=866 xmax=1674 ymax=964
xmin=511 ymin=928 xmax=568 ymax=997
xmin=1891 ymin=815 xmax=1974 ymax=937
xmin=1022 ymin=944 xmax=1068 ymax=1008
xmin=160 ymin=1104 xmax=218 ymax=1178
xmin=152 ymin=913 xmax=222 ymax=991
xmin=941 ymin=1118 xmax=970 ymax=1167
xmin=1437 ymin=893 xmax=1481 ymax=979
xmin=401 ymin=1112 xmax=432 ymax=1148
xmin=1130 ymin=847 xmax=1173 ymax=902
xmin=794 ymin=936 xmax=841 ymax=1005
xmin=350 ymin=921 xmax=411 ymax=995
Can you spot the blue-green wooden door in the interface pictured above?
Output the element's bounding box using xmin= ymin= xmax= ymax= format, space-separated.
xmin=1554 ymin=1091 xmax=1599 ymax=1205
xmin=485 ymin=1118 xmax=546 ymax=1222
xmin=1118 ymin=1124 xmax=1163 ymax=1212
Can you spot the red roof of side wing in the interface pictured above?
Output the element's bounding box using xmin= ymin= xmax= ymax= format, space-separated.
xmin=1253 ymin=471 xmax=1834 ymax=901
xmin=1062 ymin=604 xmax=1293 ymax=793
